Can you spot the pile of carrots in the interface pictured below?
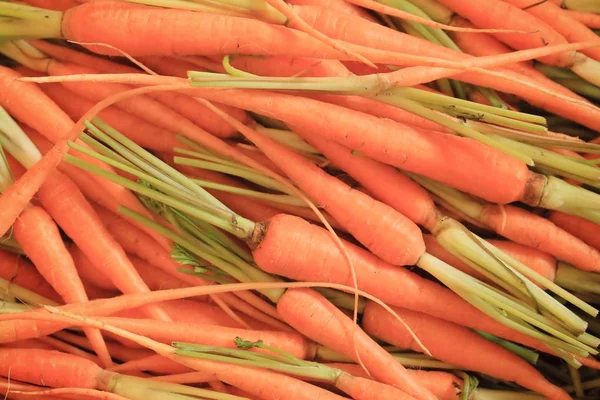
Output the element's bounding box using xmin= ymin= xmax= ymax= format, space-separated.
xmin=1 ymin=0 xmax=600 ymax=399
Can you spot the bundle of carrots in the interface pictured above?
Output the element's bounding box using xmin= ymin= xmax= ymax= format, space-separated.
xmin=1 ymin=0 xmax=600 ymax=399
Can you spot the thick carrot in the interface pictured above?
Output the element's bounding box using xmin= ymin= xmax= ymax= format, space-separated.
xmin=191 ymin=88 xmax=531 ymax=205
xmin=363 ymin=302 xmax=570 ymax=400
xmin=11 ymin=205 xmax=113 ymax=367
xmin=550 ymin=212 xmax=600 ymax=251
xmin=0 ymin=66 xmax=170 ymax=249
xmin=228 ymin=115 xmax=425 ymax=266
xmin=35 ymin=169 xmax=172 ymax=322
xmin=251 ymin=214 xmax=546 ymax=351
xmin=502 ymin=0 xmax=600 ymax=61
xmin=0 ymin=249 xmax=61 ymax=303
xmin=40 ymin=81 xmax=182 ymax=153
xmin=97 ymin=316 xmax=315 ymax=360
xmin=276 ymin=288 xmax=437 ymax=400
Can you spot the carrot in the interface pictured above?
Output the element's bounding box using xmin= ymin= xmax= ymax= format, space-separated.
xmin=39 ymin=81 xmax=182 ymax=153
xmin=0 ymin=249 xmax=61 ymax=303
xmin=562 ymin=9 xmax=600 ymax=29
xmin=0 ymin=66 xmax=170 ymax=249
xmin=362 ymin=302 xmax=571 ymax=400
xmin=35 ymin=169 xmax=172 ymax=322
xmin=251 ymin=214 xmax=546 ymax=351
xmin=277 ymin=288 xmax=437 ymax=400
xmin=97 ymin=316 xmax=315 ymax=359
xmin=69 ymin=245 xmax=116 ymax=292
xmin=287 ymin=0 xmax=378 ymax=21
xmin=549 ymin=212 xmax=600 ymax=251
xmin=331 ymin=364 xmax=461 ymax=400
xmin=0 ymin=338 xmax=56 ymax=351
xmin=11 ymin=205 xmax=113 ymax=367
xmin=226 ymin=113 xmax=425 ymax=266
xmin=502 ymin=0 xmax=600 ymax=61
xmin=53 ymin=331 xmax=154 ymax=362
xmin=111 ymin=354 xmax=191 ymax=375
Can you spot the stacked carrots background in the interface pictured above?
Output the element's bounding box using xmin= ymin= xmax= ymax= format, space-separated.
xmin=0 ymin=0 xmax=600 ymax=399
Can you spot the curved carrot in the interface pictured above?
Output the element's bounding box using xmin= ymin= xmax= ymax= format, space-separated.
xmin=251 ymin=214 xmax=545 ymax=350
xmin=0 ymin=249 xmax=60 ymax=303
xmin=36 ymin=170 xmax=171 ymax=322
xmin=12 ymin=205 xmax=112 ymax=367
xmin=277 ymin=288 xmax=437 ymax=400
xmin=550 ymin=212 xmax=600 ymax=251
xmin=362 ymin=302 xmax=571 ymax=400
xmin=229 ymin=118 xmax=425 ymax=266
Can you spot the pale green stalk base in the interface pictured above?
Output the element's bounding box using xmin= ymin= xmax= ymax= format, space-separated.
xmin=408 ymin=0 xmax=454 ymax=23
xmin=0 ymin=278 xmax=57 ymax=306
xmin=0 ymin=2 xmax=62 ymax=39
xmin=477 ymin=331 xmax=539 ymax=364
xmin=556 ymin=78 xmax=600 ymax=100
xmin=555 ymin=262 xmax=600 ymax=295
xmin=536 ymin=176 xmax=600 ymax=224
xmin=191 ymin=178 xmax=307 ymax=206
xmin=471 ymin=389 xmax=544 ymax=400
xmin=571 ymin=56 xmax=600 ymax=87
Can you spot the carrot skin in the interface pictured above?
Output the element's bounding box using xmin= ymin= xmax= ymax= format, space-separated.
xmin=550 ymin=212 xmax=600 ymax=251
xmin=0 ymin=250 xmax=61 ymax=303
xmin=277 ymin=288 xmax=438 ymax=400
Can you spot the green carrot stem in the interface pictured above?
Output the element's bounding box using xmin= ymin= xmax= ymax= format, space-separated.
xmin=393 ymin=87 xmax=546 ymax=124
xmin=0 ymin=236 xmax=24 ymax=255
xmin=417 ymin=254 xmax=593 ymax=359
xmin=0 ymin=105 xmax=42 ymax=168
xmin=424 ymin=103 xmax=547 ymax=133
xmin=536 ymin=176 xmax=600 ymax=224
xmin=407 ymin=0 xmax=454 ymax=23
xmin=391 ymin=354 xmax=459 ymax=369
xmin=0 ymin=2 xmax=62 ymax=39
xmin=256 ymin=127 xmax=318 ymax=154
xmin=489 ymin=134 xmax=600 ymax=181
xmin=476 ymin=331 xmax=539 ymax=364
xmin=191 ymin=179 xmax=307 ymax=207
xmin=174 ymin=156 xmax=294 ymax=195
xmin=0 ymin=277 xmax=58 ymax=307
xmin=555 ymin=263 xmax=600 ymax=295
xmin=173 ymin=147 xmax=260 ymax=174
xmin=555 ymin=78 xmax=600 ymax=100
xmin=222 ymin=55 xmax=259 ymax=78
xmin=466 ymin=121 xmax=600 ymax=154
xmin=476 ymin=87 xmax=509 ymax=109
xmin=567 ymin=363 xmax=585 ymax=398
xmin=315 ymin=288 xmax=367 ymax=313
xmin=535 ymin=64 xmax=578 ymax=80
xmin=371 ymin=91 xmax=535 ymax=165
xmin=471 ymin=389 xmax=545 ymax=400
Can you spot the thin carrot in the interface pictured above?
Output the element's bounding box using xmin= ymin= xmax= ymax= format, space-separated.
xmin=35 ymin=169 xmax=172 ymax=322
xmin=53 ymin=331 xmax=154 ymax=362
xmin=39 ymin=81 xmax=182 ymax=153
xmin=561 ymin=8 xmax=600 ymax=29
xmin=362 ymin=301 xmax=571 ymax=400
xmin=277 ymin=288 xmax=437 ymax=400
xmin=0 ymin=66 xmax=171 ymax=249
xmin=503 ymin=0 xmax=600 ymax=61
xmin=549 ymin=212 xmax=600 ymax=251
xmin=69 ymin=245 xmax=116 ymax=292
xmin=287 ymin=0 xmax=378 ymax=21
xmin=21 ymin=0 xmax=77 ymax=11
xmin=12 ymin=205 xmax=113 ymax=367
xmin=110 ymin=354 xmax=191 ymax=375
xmin=0 ymin=249 xmax=61 ymax=303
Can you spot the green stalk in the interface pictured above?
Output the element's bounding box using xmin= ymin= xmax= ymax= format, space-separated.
xmin=371 ymin=90 xmax=535 ymax=165
xmin=174 ymin=156 xmax=295 ymax=195
xmin=0 ymin=2 xmax=62 ymax=39
xmin=489 ymin=134 xmax=600 ymax=181
xmin=315 ymin=288 xmax=366 ymax=313
xmin=0 ymin=236 xmax=24 ymax=255
xmin=555 ymin=263 xmax=600 ymax=295
xmin=174 ymin=147 xmax=259 ymax=173
xmin=190 ymin=179 xmax=307 ymax=207
xmin=563 ymin=0 xmax=600 ymax=13
xmin=535 ymin=64 xmax=578 ymax=80
xmin=567 ymin=363 xmax=585 ymax=398
xmin=471 ymin=389 xmax=545 ymax=400
xmin=555 ymin=78 xmax=600 ymax=100
xmin=534 ymin=176 xmax=600 ymax=225
xmin=0 ymin=278 xmax=58 ymax=307
xmin=393 ymin=87 xmax=546 ymax=124
xmin=466 ymin=120 xmax=600 ymax=154
xmin=407 ymin=0 xmax=454 ymax=23
xmin=392 ymin=353 xmax=459 ymax=369
xmin=0 ymin=105 xmax=42 ymax=168
xmin=476 ymin=87 xmax=509 ymax=109
xmin=476 ymin=331 xmax=539 ymax=364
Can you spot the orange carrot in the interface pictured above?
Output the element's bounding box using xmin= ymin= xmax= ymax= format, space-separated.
xmin=550 ymin=212 xmax=600 ymax=251
xmin=228 ymin=114 xmax=425 ymax=266
xmin=325 ymin=364 xmax=461 ymax=400
xmin=362 ymin=302 xmax=571 ymax=400
xmin=97 ymin=316 xmax=315 ymax=359
xmin=21 ymin=0 xmax=77 ymax=11
xmin=277 ymin=288 xmax=437 ymax=400
xmin=562 ymin=9 xmax=600 ymax=29
xmin=287 ymin=0 xmax=378 ymax=21
xmin=35 ymin=169 xmax=171 ymax=322
xmin=111 ymin=354 xmax=191 ymax=375
xmin=69 ymin=245 xmax=116 ymax=292
xmin=12 ymin=205 xmax=112 ymax=367
xmin=504 ymin=0 xmax=600 ymax=61
xmin=0 ymin=249 xmax=61 ymax=303
xmin=251 ymin=214 xmax=546 ymax=351
xmin=0 ymin=66 xmax=170 ymax=249
xmin=53 ymin=331 xmax=154 ymax=362
xmin=40 ymin=81 xmax=182 ymax=153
